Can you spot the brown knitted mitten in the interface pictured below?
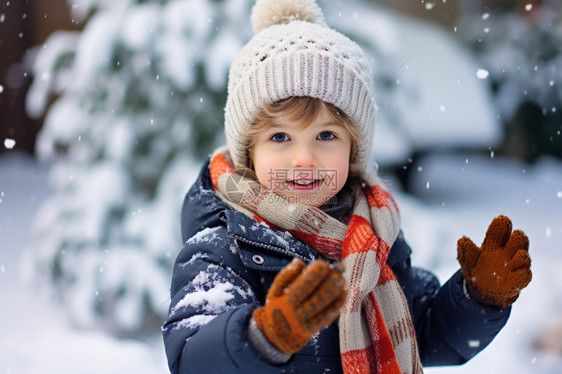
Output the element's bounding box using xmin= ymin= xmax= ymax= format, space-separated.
xmin=457 ymin=215 xmax=532 ymax=308
xmin=253 ymin=258 xmax=346 ymax=354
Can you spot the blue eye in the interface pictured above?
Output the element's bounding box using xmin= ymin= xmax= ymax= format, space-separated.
xmin=317 ymin=131 xmax=336 ymax=141
xmin=271 ymin=133 xmax=289 ymax=142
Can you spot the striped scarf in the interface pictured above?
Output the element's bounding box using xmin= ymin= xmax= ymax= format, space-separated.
xmin=209 ymin=149 xmax=423 ymax=374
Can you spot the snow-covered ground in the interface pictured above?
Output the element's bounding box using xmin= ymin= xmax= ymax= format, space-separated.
xmin=1 ymin=150 xmax=561 ymax=373
xmin=0 ymin=153 xmax=168 ymax=373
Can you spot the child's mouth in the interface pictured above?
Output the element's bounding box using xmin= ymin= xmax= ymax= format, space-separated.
xmin=286 ymin=179 xmax=323 ymax=190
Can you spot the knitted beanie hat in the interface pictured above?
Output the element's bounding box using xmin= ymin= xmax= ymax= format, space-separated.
xmin=224 ymin=0 xmax=376 ymax=172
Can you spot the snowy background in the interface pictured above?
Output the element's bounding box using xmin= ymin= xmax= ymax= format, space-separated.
xmin=1 ymin=0 xmax=562 ymax=372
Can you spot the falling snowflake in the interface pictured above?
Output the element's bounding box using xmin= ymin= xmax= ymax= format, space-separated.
xmin=476 ymin=69 xmax=489 ymax=79
xmin=4 ymin=138 xmax=15 ymax=149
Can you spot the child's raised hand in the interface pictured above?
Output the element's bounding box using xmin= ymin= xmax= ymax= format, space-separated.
xmin=457 ymin=215 xmax=532 ymax=308
xmin=253 ymin=258 xmax=346 ymax=354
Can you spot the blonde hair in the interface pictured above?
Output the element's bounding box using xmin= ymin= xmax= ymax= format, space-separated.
xmin=247 ymin=97 xmax=362 ymax=177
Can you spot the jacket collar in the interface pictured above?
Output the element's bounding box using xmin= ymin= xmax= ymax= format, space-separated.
xmin=223 ymin=209 xmax=320 ymax=262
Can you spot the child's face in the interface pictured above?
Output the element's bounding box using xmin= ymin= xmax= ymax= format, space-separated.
xmin=252 ymin=105 xmax=352 ymax=207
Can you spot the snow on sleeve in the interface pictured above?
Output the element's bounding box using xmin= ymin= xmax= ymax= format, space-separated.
xmin=169 ymin=263 xmax=254 ymax=324
xmin=185 ymin=226 xmax=223 ymax=246
xmin=173 ymin=315 xmax=218 ymax=330
xmin=172 ymin=281 xmax=235 ymax=314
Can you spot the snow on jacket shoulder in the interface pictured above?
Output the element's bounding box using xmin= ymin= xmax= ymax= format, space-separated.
xmin=162 ymin=159 xmax=511 ymax=374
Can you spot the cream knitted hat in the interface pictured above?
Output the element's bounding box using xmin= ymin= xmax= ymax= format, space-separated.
xmin=224 ymin=0 xmax=376 ymax=172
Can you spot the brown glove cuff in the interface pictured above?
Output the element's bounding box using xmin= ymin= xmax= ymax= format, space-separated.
xmin=462 ymin=275 xmax=511 ymax=308
xmin=247 ymin=317 xmax=292 ymax=365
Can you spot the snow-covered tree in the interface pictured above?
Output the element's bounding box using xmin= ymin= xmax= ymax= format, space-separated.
xmin=459 ymin=0 xmax=562 ymax=160
xmin=26 ymin=0 xmax=497 ymax=335
xmin=26 ymin=0 xmax=255 ymax=335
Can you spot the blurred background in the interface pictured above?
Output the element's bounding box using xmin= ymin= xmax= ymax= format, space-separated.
xmin=1 ymin=0 xmax=561 ymax=372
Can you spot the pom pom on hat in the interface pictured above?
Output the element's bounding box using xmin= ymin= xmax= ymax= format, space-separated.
xmin=251 ymin=0 xmax=326 ymax=34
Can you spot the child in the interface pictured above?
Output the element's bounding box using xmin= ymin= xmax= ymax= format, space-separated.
xmin=162 ymin=0 xmax=532 ymax=373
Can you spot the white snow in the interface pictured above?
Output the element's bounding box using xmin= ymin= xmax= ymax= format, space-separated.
xmin=168 ymin=264 xmax=254 ymax=330
xmin=25 ymin=31 xmax=80 ymax=118
xmin=174 ymin=314 xmax=217 ymax=330
xmin=476 ymin=69 xmax=489 ymax=79
xmin=186 ymin=226 xmax=222 ymax=245
xmin=2 ymin=149 xmax=561 ymax=372
xmin=120 ymin=3 xmax=160 ymax=51
xmin=73 ymin=8 xmax=123 ymax=90
xmin=157 ymin=0 xmax=214 ymax=88
xmin=4 ymin=138 xmax=15 ymax=149
xmin=204 ymin=30 xmax=244 ymax=90
xmin=390 ymin=18 xmax=500 ymax=150
xmin=171 ymin=281 xmax=235 ymax=314
xmin=0 ymin=152 xmax=167 ymax=373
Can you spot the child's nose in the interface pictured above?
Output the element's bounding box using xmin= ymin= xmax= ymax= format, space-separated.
xmin=291 ymin=144 xmax=317 ymax=168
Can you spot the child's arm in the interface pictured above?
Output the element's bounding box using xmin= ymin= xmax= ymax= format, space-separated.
xmin=162 ymin=225 xmax=345 ymax=373
xmin=403 ymin=215 xmax=532 ymax=366
xmin=162 ymin=226 xmax=273 ymax=374
xmin=412 ymin=268 xmax=512 ymax=365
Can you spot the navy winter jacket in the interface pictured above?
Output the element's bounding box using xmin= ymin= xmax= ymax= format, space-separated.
xmin=162 ymin=159 xmax=511 ymax=374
